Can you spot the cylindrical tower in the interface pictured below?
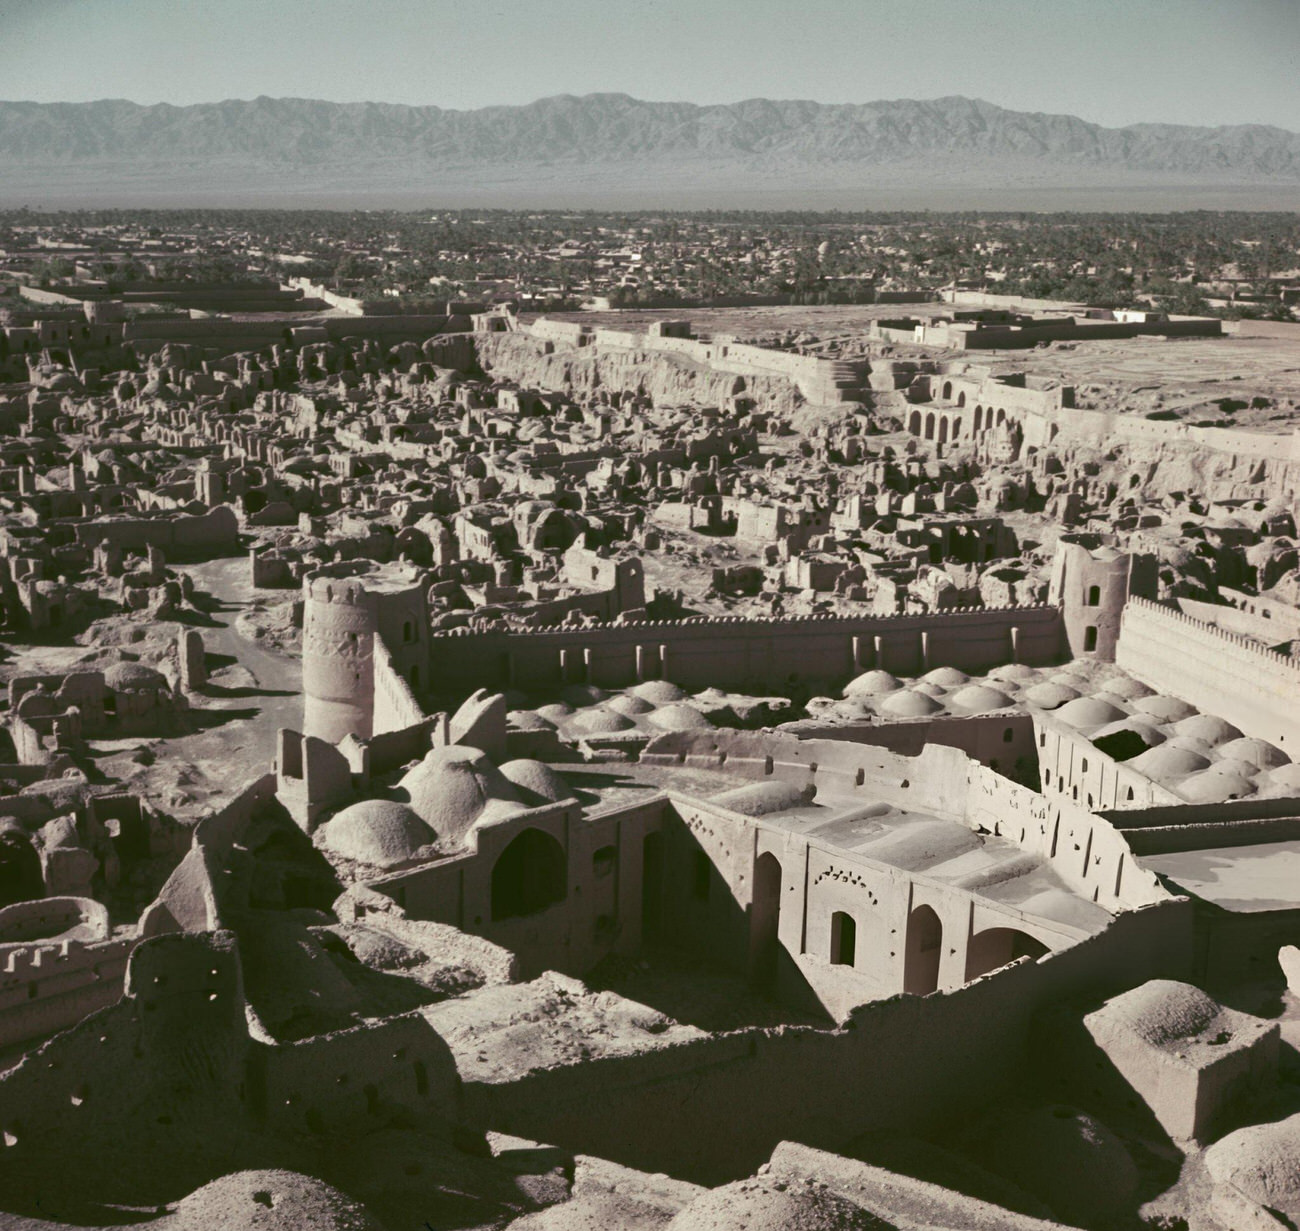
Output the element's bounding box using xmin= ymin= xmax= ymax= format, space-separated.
xmin=301 ymin=576 xmax=377 ymax=742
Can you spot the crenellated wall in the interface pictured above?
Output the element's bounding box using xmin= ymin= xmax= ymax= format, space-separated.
xmin=1116 ymin=597 xmax=1300 ymax=755
xmin=425 ymin=606 xmax=1066 ymax=699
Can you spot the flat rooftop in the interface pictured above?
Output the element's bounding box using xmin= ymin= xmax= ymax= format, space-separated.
xmin=1141 ymin=841 xmax=1300 ymax=913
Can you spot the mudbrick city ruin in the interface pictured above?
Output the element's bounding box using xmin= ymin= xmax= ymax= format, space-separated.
xmin=0 ymin=212 xmax=1299 ymax=1231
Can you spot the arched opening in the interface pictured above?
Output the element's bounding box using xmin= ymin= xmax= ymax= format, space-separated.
xmin=956 ymin=391 xmax=966 ymax=408
xmin=904 ymin=904 xmax=943 ymax=995
xmin=974 ymin=406 xmax=983 ymax=433
xmin=964 ymin=927 xmax=1049 ymax=982
xmin=924 ymin=413 xmax=936 ymax=441
xmin=908 ymin=410 xmax=922 ymax=436
xmin=952 ymin=418 xmax=961 ymax=439
xmin=1086 ymin=585 xmax=1101 ymax=607
xmin=830 ymin=911 xmax=857 ymax=967
xmin=942 ymin=381 xmax=953 ymax=400
xmin=491 ymin=828 xmax=567 ymax=921
xmin=996 ymin=407 xmax=1006 ymax=427
xmin=641 ymin=830 xmax=664 ymax=941
xmin=938 ymin=417 xmax=949 ymax=445
xmin=1084 ymin=626 xmax=1098 ymax=652
xmin=751 ymin=852 xmax=783 ymax=986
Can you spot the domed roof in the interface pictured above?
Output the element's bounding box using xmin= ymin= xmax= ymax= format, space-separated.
xmin=560 ymin=683 xmax=608 ymax=708
xmin=535 ymin=702 xmax=575 ymax=723
xmin=630 ymin=680 xmax=689 ymax=704
xmin=1024 ymin=682 xmax=1081 ymax=709
xmin=842 ymin=669 xmax=901 ymax=698
xmin=397 ymin=745 xmax=522 ymax=847
xmin=1177 ymin=767 xmax=1257 ymax=804
xmin=667 ymin=1177 xmax=879 ymax=1231
xmin=922 ymin=666 xmax=969 ymax=687
xmin=879 ymin=689 xmax=943 ymax=717
xmin=606 ymin=692 xmax=656 ymax=716
xmin=1049 ymin=671 xmax=1091 ymax=691
xmin=988 ymin=662 xmax=1037 ymax=683
xmin=566 ymin=708 xmax=636 ymax=734
xmin=1172 ymin=714 xmax=1242 ymax=746
xmin=1263 ymin=763 xmax=1300 ymax=793
xmin=1100 ymin=675 xmax=1154 ymax=700
xmin=104 ymin=661 xmax=168 ymax=691
xmin=1206 ymin=1111 xmax=1300 ymax=1221
xmin=1129 ymin=744 xmax=1213 ymax=781
xmin=948 ymin=684 xmax=1013 ymax=714
xmin=507 ymin=710 xmax=556 ymax=731
xmin=1098 ymin=979 xmax=1221 ymax=1047
xmin=647 ymin=704 xmax=713 ymax=731
xmin=168 ymin=1168 xmax=385 ymax=1231
xmin=831 ymin=700 xmax=873 ymax=721
xmin=911 ymin=681 xmax=948 ymax=698
xmin=1131 ymin=694 xmax=1197 ymax=723
xmin=319 ymin=800 xmax=435 ymax=869
xmin=1090 ymin=718 xmax=1166 ymax=749
xmin=1056 ymin=697 xmax=1127 ymax=730
xmin=1219 ymin=737 xmax=1289 ymax=770
xmin=499 ymin=759 xmax=570 ymax=804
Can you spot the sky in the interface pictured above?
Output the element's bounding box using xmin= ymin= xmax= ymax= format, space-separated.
xmin=1 ymin=0 xmax=1297 ymax=130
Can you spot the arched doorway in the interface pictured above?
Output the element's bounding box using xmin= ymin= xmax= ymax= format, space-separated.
xmin=751 ymin=852 xmax=783 ymax=986
xmin=924 ymin=413 xmax=936 ymax=441
xmin=964 ymin=927 xmax=1049 ymax=981
xmin=974 ymin=406 xmax=983 ymax=433
xmin=491 ymin=828 xmax=567 ymax=921
xmin=904 ymin=904 xmax=943 ymax=995
xmin=938 ymin=417 xmax=949 ymax=445
xmin=908 ymin=410 xmax=922 ymax=436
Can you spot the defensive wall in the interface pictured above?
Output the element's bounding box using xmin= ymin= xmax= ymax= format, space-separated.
xmin=424 ymin=606 xmax=1066 ymax=699
xmin=1116 ymin=597 xmax=1300 ymax=754
xmin=520 ymin=319 xmax=869 ymax=405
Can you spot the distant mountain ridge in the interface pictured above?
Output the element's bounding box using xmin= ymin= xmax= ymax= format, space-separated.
xmin=2 ymin=93 xmax=1298 ymax=174
xmin=1 ymin=94 xmax=1297 ymax=208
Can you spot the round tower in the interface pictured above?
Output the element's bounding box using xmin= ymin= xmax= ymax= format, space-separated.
xmin=1049 ymin=538 xmax=1157 ymax=661
xmin=301 ymin=576 xmax=377 ymax=743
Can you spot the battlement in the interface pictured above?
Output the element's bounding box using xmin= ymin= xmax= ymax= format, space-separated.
xmin=1123 ymin=597 xmax=1300 ymax=673
xmin=429 ymin=602 xmax=1061 ymax=641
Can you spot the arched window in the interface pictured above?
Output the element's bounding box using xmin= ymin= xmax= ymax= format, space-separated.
xmin=491 ymin=829 xmax=566 ymax=921
xmin=830 ymin=912 xmax=856 ymax=966
xmin=1086 ymin=585 xmax=1101 ymax=607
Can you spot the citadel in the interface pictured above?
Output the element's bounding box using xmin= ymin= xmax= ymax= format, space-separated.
xmin=0 ymin=234 xmax=1298 ymax=1231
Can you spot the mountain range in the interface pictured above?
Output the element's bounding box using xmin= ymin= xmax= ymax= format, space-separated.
xmin=1 ymin=94 xmax=1297 ymax=210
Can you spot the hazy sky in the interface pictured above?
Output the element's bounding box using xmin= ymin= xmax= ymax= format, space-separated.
xmin=2 ymin=0 xmax=1297 ymax=130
